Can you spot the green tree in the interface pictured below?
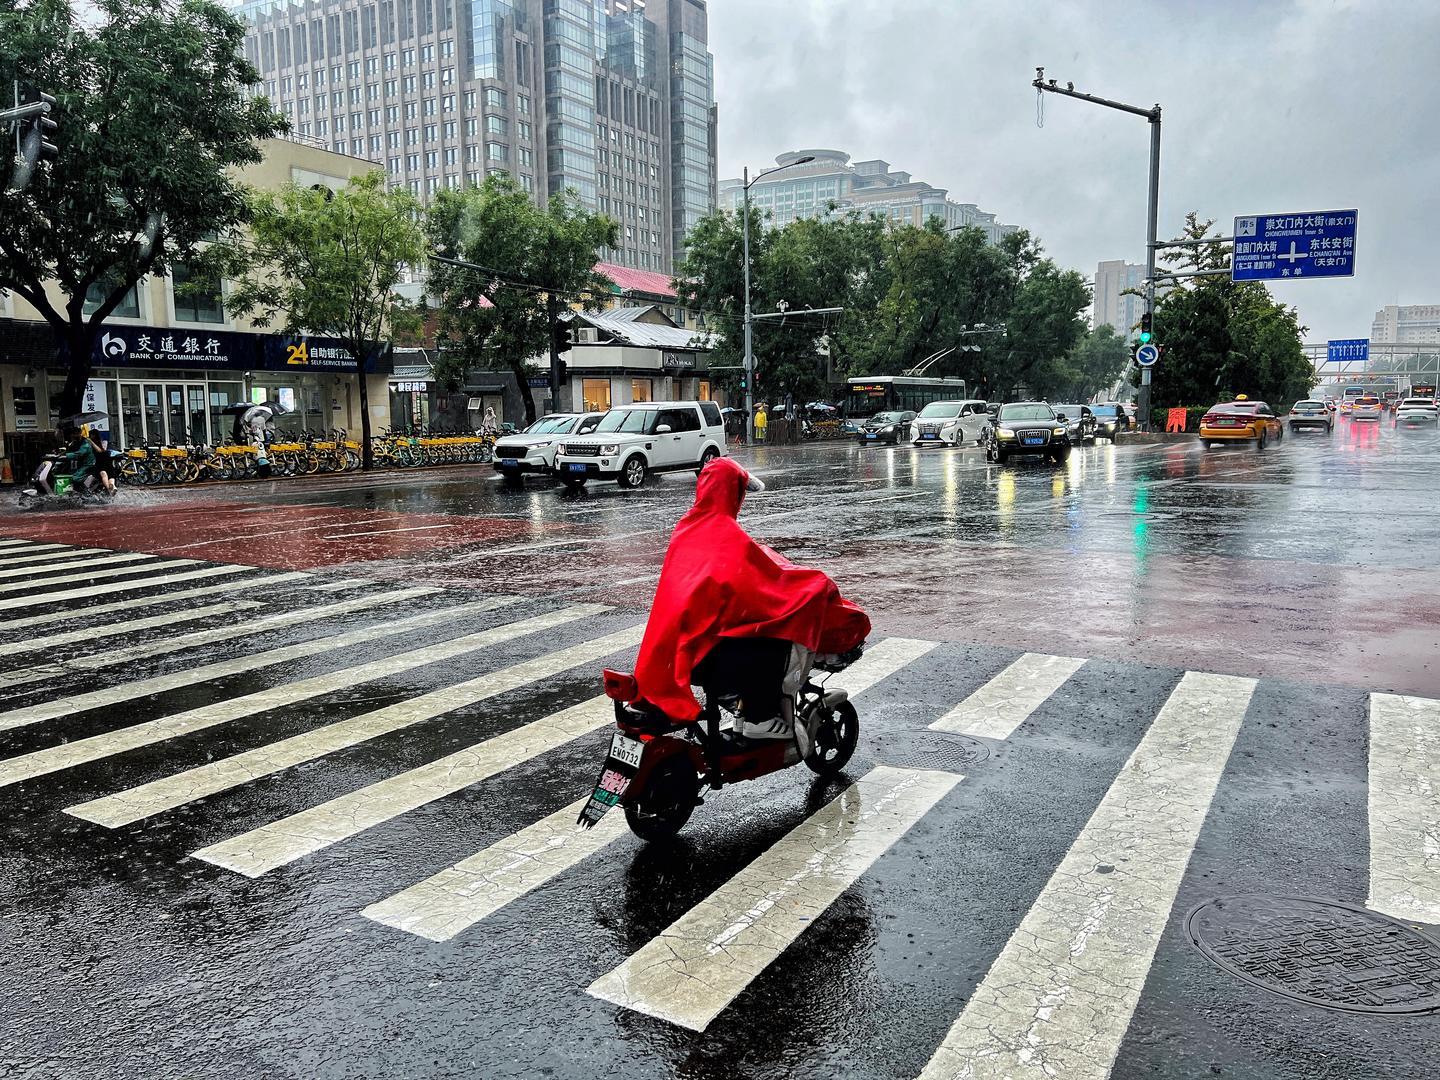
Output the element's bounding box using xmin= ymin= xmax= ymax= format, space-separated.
xmin=224 ymin=172 xmax=425 ymax=469
xmin=0 ymin=0 xmax=284 ymax=417
xmin=1149 ymin=214 xmax=1312 ymax=411
xmin=425 ymin=175 xmax=618 ymax=426
xmin=1062 ymin=324 xmax=1132 ymax=402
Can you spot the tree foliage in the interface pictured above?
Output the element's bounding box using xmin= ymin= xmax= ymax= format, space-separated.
xmin=1148 ymin=213 xmax=1312 ymax=410
xmin=425 ymin=175 xmax=619 ymax=425
xmin=0 ymin=0 xmax=284 ymax=416
xmin=1061 ymin=324 xmax=1132 ymax=403
xmin=225 ymin=171 xmax=426 ymax=467
xmin=674 ymin=210 xmax=1092 ymax=405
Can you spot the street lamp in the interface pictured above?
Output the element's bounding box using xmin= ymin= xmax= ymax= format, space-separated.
xmin=742 ymin=154 xmax=815 ymax=444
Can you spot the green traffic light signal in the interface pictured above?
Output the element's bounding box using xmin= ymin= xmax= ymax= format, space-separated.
xmin=1138 ymin=329 xmax=1153 ymax=344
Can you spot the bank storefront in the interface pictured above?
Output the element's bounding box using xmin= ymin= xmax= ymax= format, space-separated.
xmin=0 ymin=318 xmax=391 ymax=452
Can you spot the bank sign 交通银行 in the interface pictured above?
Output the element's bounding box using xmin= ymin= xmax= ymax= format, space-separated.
xmin=91 ymin=327 xmax=390 ymax=375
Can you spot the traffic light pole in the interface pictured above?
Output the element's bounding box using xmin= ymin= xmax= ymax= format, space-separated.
xmin=1033 ymin=70 xmax=1162 ymax=430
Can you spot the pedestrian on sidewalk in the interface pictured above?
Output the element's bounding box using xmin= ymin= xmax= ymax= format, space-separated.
xmin=755 ymin=403 xmax=768 ymax=443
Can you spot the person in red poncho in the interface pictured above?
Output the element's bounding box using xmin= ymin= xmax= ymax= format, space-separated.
xmin=633 ymin=456 xmax=870 ymax=740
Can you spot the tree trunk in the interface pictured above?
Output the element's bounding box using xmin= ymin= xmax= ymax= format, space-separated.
xmin=55 ymin=326 xmax=98 ymax=423
xmin=509 ymin=356 xmax=538 ymax=426
xmin=356 ymin=347 xmax=374 ymax=470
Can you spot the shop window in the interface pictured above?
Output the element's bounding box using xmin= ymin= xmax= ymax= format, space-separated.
xmin=630 ymin=378 xmax=652 ymax=403
xmin=698 ymin=379 xmax=711 ymax=401
xmin=83 ymin=276 xmax=140 ymax=319
xmin=171 ymin=262 xmax=225 ymax=324
xmin=582 ymin=378 xmax=611 ymax=412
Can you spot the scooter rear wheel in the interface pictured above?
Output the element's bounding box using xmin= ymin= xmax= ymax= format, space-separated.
xmin=624 ymin=755 xmax=699 ymax=842
xmin=806 ymin=700 xmax=859 ymax=777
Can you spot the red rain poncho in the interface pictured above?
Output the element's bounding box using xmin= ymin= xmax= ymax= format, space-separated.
xmin=633 ymin=457 xmax=871 ymax=722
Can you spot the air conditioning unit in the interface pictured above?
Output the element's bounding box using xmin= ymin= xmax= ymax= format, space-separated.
xmin=575 ymin=327 xmax=600 ymax=344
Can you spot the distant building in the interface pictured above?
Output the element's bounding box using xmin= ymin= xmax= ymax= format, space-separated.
xmin=236 ymin=0 xmax=718 ymax=274
xmin=720 ymin=149 xmax=1017 ymax=243
xmin=1370 ymin=304 xmax=1440 ymax=345
xmin=1093 ymin=260 xmax=1147 ymax=336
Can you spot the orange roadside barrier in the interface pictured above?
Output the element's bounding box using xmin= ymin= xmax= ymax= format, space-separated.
xmin=1166 ymin=408 xmax=1188 ymax=433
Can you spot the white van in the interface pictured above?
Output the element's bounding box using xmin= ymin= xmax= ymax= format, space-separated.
xmin=911 ymin=399 xmax=991 ymax=446
xmin=552 ymin=401 xmax=727 ymax=489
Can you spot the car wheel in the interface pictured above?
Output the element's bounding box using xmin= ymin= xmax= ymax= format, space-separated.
xmin=995 ymin=448 xmax=1009 ymax=465
xmin=1051 ymin=446 xmax=1071 ymax=464
xmin=696 ymin=447 xmax=719 ymax=473
xmin=618 ymin=455 xmax=647 ymax=489
xmin=500 ymin=470 xmax=523 ymax=490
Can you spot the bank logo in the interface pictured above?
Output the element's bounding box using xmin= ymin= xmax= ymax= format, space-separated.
xmin=101 ymin=332 xmax=128 ymax=359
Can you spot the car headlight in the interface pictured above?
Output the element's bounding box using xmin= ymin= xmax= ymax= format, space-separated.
xmin=1053 ymin=427 xmax=1066 ymax=436
xmin=997 ymin=429 xmax=1015 ymax=440
xmin=598 ymin=443 xmax=620 ymax=455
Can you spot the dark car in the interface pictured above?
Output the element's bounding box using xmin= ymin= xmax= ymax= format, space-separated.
xmin=984 ymin=402 xmax=1071 ymax=464
xmin=857 ymin=410 xmax=916 ymax=446
xmin=1051 ymin=404 xmax=1097 ymax=444
xmin=1089 ymin=404 xmax=1128 ymax=440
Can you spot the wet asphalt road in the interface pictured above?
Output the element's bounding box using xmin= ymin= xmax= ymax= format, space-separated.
xmin=1 ymin=419 xmax=1439 ymax=1079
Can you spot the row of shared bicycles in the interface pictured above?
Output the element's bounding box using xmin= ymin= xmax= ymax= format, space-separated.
xmin=113 ymin=425 xmax=497 ymax=486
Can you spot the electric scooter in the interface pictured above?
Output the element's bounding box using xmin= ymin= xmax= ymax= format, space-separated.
xmin=18 ymin=455 xmax=115 ymax=510
xmin=577 ymin=645 xmax=864 ymax=841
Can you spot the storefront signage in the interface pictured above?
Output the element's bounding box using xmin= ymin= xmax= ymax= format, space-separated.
xmin=82 ymin=380 xmax=110 ymax=431
xmin=82 ymin=325 xmax=392 ymax=375
xmin=12 ymin=384 xmax=38 ymax=429
xmin=390 ymin=381 xmax=429 ymax=393
xmin=259 ymin=335 xmax=385 ymax=373
xmin=662 ymin=352 xmax=696 ymax=370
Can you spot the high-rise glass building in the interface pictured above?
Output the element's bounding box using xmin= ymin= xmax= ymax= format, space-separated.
xmin=236 ymin=0 xmax=717 ymax=273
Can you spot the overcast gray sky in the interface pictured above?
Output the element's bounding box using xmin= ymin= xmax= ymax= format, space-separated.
xmin=709 ymin=0 xmax=1438 ymax=343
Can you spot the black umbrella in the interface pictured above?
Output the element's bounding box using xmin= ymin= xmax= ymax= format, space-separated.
xmin=219 ymin=403 xmax=254 ymax=415
xmin=59 ymin=411 xmax=108 ymax=426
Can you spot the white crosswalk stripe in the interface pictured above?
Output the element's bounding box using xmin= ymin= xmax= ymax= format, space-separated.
xmin=0 ymin=541 xmax=68 ymax=555
xmin=0 ymin=556 xmax=199 ymax=596
xmin=0 ymin=538 xmax=37 ymax=548
xmin=0 ymin=571 xmax=310 ymax=633
xmin=914 ymin=671 xmax=1255 ymax=1080
xmin=0 ymin=586 xmax=438 ymax=732
xmin=1367 ymin=692 xmax=1440 ymax=923
xmin=0 ymin=547 xmax=119 ymax=571
xmin=0 ymin=563 xmax=260 ymax=614
xmin=0 ymin=597 xmax=537 ymax=789
xmin=360 ymin=637 xmax=937 ymax=943
xmin=0 ymin=552 xmax=160 ymax=580
xmin=0 ymin=585 xmax=451 ymax=692
xmin=587 ymin=765 xmax=959 ymax=1031
xmin=929 ymin=652 xmax=1085 ymax=739
xmin=4 ymin=601 xmax=264 ymax=658
xmin=70 ymin=618 xmax=639 ymax=829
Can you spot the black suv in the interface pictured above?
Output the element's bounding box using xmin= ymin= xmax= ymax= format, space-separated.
xmin=984 ymin=402 xmax=1072 ymax=465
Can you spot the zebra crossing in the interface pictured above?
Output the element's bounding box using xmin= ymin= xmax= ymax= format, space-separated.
xmin=1 ymin=535 xmax=1438 ymax=1079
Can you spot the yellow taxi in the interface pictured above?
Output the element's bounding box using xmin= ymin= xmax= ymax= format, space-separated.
xmin=1199 ymin=395 xmax=1286 ymax=449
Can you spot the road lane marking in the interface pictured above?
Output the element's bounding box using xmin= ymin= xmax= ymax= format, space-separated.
xmin=0 ymin=538 xmax=38 ymax=548
xmin=1367 ymin=693 xmax=1440 ymax=922
xmin=0 ymin=551 xmax=160 ymax=580
xmin=0 ymin=557 xmax=199 ymax=596
xmin=914 ymin=670 xmax=1255 ymax=1080
xmin=0 ymin=587 xmax=438 ymax=733
xmin=196 ymin=696 xmax=617 ymax=877
xmin=0 ymin=541 xmax=69 ymax=555
xmin=0 ymin=571 xmax=310 ymax=633
xmin=587 ymin=765 xmax=960 ymax=1031
xmin=362 ymin=636 xmax=936 ymax=942
xmin=0 ymin=564 xmax=261 ymax=615
xmin=3 ymin=601 xmax=264 ymax=658
xmin=68 ymin=618 xmax=638 ymax=828
xmin=321 ymin=524 xmax=458 ymax=539
xmin=363 ymin=793 xmax=629 ymax=941
xmin=304 ymin=579 xmax=377 ymax=592
xmin=0 ymin=597 xmax=531 ymax=788
xmin=929 ymin=653 xmax=1087 ymax=740
xmin=0 ymin=548 xmax=113 ymax=570
xmin=0 ymin=587 xmax=444 ymax=692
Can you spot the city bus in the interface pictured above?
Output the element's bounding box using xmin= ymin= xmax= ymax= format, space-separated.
xmin=842 ymin=376 xmax=969 ymax=420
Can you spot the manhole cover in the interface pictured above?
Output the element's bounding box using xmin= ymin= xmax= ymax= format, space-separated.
xmin=872 ymin=730 xmax=990 ymax=773
xmin=1186 ymin=894 xmax=1440 ymax=1014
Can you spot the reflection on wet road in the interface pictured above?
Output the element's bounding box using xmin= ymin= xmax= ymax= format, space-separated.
xmin=1 ymin=420 xmax=1438 ymax=1079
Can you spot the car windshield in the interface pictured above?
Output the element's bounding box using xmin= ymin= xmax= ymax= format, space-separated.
xmin=1052 ymin=405 xmax=1082 ymax=415
xmin=1357 ymin=397 xmax=1380 ymax=405
xmin=593 ymin=409 xmax=656 ymax=434
xmin=1090 ymin=405 xmax=1118 ymax=417
xmin=872 ymin=412 xmax=906 ymax=423
xmin=1401 ymin=399 xmax=1436 ymax=407
xmin=1294 ymin=402 xmax=1325 ymax=409
xmin=918 ymin=403 xmax=962 ymax=418
xmin=525 ymin=416 xmax=576 ymax=435
xmin=998 ymin=404 xmax=1055 ymax=422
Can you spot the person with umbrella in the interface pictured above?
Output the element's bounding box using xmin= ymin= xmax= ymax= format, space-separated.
xmin=227 ymin=400 xmax=291 ymax=478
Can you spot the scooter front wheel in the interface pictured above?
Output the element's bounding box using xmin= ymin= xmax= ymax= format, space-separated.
xmin=624 ymin=755 xmax=699 ymax=842
xmin=806 ymin=700 xmax=859 ymax=777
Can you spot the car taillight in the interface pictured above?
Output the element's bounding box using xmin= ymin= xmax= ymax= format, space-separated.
xmin=1201 ymin=414 xmax=1218 ymax=425
xmin=602 ymin=669 xmax=639 ymax=701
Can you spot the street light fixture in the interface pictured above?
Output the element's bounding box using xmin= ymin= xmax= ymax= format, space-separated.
xmin=741 ymin=154 xmax=815 ymax=444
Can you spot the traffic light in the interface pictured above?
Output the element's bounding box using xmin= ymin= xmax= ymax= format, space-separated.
xmin=8 ymin=86 xmax=57 ymax=193
xmin=1138 ymin=312 xmax=1154 ymax=345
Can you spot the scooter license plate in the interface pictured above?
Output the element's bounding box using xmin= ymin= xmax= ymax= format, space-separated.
xmin=577 ymin=736 xmax=644 ymax=827
xmin=608 ymin=732 xmax=644 ymax=768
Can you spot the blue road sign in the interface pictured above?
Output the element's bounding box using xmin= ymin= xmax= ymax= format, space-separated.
xmin=1327 ymin=339 xmax=1369 ymax=364
xmin=1231 ymin=210 xmax=1357 ymax=282
xmin=1135 ymin=343 xmax=1160 ymax=368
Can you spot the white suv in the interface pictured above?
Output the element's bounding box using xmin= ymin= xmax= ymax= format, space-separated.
xmin=553 ymin=401 xmax=727 ymax=489
xmin=492 ymin=412 xmax=605 ymax=485
xmin=912 ymin=399 xmax=991 ymax=446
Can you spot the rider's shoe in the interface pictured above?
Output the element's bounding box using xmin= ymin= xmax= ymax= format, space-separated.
xmin=741 ymin=715 xmax=794 ymax=740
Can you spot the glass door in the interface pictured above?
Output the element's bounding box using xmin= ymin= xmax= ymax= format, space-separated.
xmin=119 ymin=384 xmax=143 ymax=449
xmin=187 ymin=386 xmax=209 ymax=445
xmin=166 ymin=384 xmax=188 ymax=443
xmin=142 ymin=384 xmax=165 ymax=445
xmin=209 ymin=382 xmax=242 ymax=445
